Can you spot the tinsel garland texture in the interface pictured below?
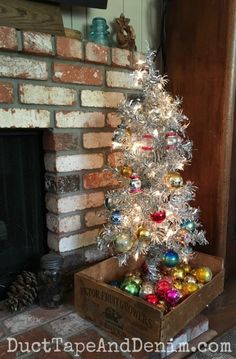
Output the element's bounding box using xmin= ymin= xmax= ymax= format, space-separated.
xmin=97 ymin=50 xmax=208 ymax=271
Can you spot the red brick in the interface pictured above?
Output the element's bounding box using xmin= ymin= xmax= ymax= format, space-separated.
xmin=0 ymin=26 xmax=17 ymax=51
xmin=83 ymin=132 xmax=112 ymax=148
xmin=81 ymin=90 xmax=125 ymax=108
xmin=132 ymin=51 xmax=146 ymax=70
xmin=56 ymin=36 xmax=83 ymax=60
xmin=15 ymin=327 xmax=52 ymax=355
xmin=45 ymin=174 xmax=80 ymax=194
xmin=108 ymin=151 xmax=123 ymax=167
xmin=106 ymin=112 xmax=122 ymax=128
xmin=106 ymin=70 xmax=140 ymax=89
xmin=83 ymin=171 xmax=119 ymax=189
xmin=22 ymin=31 xmax=53 ymax=55
xmin=85 ymin=209 xmax=107 ymax=227
xmin=19 ymin=84 xmax=76 ymax=106
xmin=0 ymin=108 xmax=50 ymax=128
xmin=112 ymin=48 xmax=132 ymax=68
xmin=53 ymin=63 xmax=103 ymax=85
xmin=85 ymin=42 xmax=109 ymax=64
xmin=43 ymin=132 xmax=80 ymax=151
xmin=55 ymin=111 xmax=105 ymax=128
xmin=0 ymin=56 xmax=48 ymax=80
xmin=69 ymin=329 xmax=126 ymax=359
xmin=34 ymin=348 xmax=73 ymax=358
xmin=0 ymin=82 xmax=13 ymax=103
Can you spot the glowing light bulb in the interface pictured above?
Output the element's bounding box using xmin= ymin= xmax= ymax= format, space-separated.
xmin=134 ymin=252 xmax=139 ymax=261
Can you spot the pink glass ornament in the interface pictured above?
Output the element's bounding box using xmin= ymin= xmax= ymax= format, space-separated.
xmin=164 ymin=288 xmax=182 ymax=306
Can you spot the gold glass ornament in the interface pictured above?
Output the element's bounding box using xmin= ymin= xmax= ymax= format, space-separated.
xmin=137 ymin=227 xmax=150 ymax=240
xmin=121 ymin=166 xmax=133 ymax=178
xmin=172 ymin=267 xmax=186 ymax=280
xmin=182 ymin=282 xmax=199 ymax=296
xmin=181 ymin=263 xmax=192 ymax=274
xmin=156 ymin=300 xmax=169 ymax=314
xmin=195 ymin=267 xmax=213 ymax=283
xmin=114 ymin=232 xmax=134 ymax=253
xmin=173 ymin=280 xmax=183 ymax=291
xmin=184 ymin=275 xmax=197 ymax=284
xmin=191 ymin=269 xmax=197 ymax=277
xmin=164 ymin=172 xmax=184 ymax=189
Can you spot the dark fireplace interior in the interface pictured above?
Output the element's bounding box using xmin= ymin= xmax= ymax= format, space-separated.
xmin=0 ymin=130 xmax=47 ymax=299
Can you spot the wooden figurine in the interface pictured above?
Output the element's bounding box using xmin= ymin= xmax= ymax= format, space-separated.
xmin=115 ymin=13 xmax=137 ymax=51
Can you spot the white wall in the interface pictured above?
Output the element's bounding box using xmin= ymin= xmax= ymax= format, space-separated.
xmin=62 ymin=0 xmax=162 ymax=53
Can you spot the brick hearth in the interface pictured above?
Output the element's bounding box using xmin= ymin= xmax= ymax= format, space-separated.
xmin=0 ymin=26 xmax=143 ymax=267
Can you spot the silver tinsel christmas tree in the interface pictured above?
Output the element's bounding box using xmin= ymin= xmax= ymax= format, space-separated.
xmin=98 ymin=50 xmax=208 ymax=274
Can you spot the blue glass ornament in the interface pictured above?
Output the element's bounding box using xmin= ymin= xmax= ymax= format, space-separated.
xmin=163 ymin=250 xmax=179 ymax=267
xmin=110 ymin=280 xmax=121 ymax=288
xmin=88 ymin=17 xmax=111 ymax=46
xmin=111 ymin=210 xmax=122 ymax=224
xmin=181 ymin=220 xmax=196 ymax=232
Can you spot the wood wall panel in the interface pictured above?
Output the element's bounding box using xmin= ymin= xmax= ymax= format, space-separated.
xmin=165 ymin=0 xmax=236 ymax=265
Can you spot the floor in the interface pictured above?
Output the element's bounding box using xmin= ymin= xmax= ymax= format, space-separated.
xmin=0 ymin=278 xmax=235 ymax=359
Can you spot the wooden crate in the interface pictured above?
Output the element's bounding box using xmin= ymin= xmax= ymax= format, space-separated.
xmin=74 ymin=252 xmax=224 ymax=343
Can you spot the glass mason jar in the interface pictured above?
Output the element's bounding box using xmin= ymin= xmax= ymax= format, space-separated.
xmin=38 ymin=252 xmax=64 ymax=308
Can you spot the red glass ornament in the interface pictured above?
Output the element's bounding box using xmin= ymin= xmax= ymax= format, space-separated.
xmin=150 ymin=210 xmax=166 ymax=223
xmin=145 ymin=294 xmax=159 ymax=305
xmin=155 ymin=279 xmax=171 ymax=298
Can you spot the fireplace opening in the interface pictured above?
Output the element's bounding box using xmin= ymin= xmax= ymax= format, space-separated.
xmin=0 ymin=130 xmax=47 ymax=299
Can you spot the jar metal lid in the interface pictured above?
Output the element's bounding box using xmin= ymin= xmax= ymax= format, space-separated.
xmin=40 ymin=252 xmax=63 ymax=270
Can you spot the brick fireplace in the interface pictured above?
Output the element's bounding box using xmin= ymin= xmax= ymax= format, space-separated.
xmin=0 ymin=26 xmax=142 ymax=271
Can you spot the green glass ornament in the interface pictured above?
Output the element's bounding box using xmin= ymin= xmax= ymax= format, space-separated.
xmin=121 ymin=279 xmax=140 ymax=296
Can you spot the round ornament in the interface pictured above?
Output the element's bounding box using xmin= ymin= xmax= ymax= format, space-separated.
xmin=172 ymin=267 xmax=186 ymax=280
xmin=110 ymin=280 xmax=121 ymax=288
xmin=111 ymin=210 xmax=122 ymax=225
xmin=112 ymin=126 xmax=125 ymax=143
xmin=123 ymin=275 xmax=142 ymax=286
xmin=181 ymin=220 xmax=196 ymax=232
xmin=150 ymin=210 xmax=166 ymax=224
xmin=181 ymin=263 xmax=192 ymax=274
xmin=139 ymin=281 xmax=154 ymax=298
xmin=165 ymin=131 xmax=181 ymax=149
xmin=164 ymin=288 xmax=182 ymax=306
xmin=184 ymin=275 xmax=197 ymax=284
xmin=191 ymin=269 xmax=197 ymax=277
xmin=162 ymin=250 xmax=180 ymax=267
xmin=121 ymin=166 xmax=133 ymax=178
xmin=137 ymin=227 xmax=150 ymax=241
xmin=182 ymin=282 xmax=199 ymax=296
xmin=175 ymin=229 xmax=190 ymax=245
xmin=164 ymin=172 xmax=184 ymax=189
xmin=156 ymin=300 xmax=169 ymax=314
xmin=114 ymin=232 xmax=134 ymax=253
xmin=121 ymin=280 xmax=140 ymax=296
xmin=130 ymin=174 xmax=142 ymax=193
xmin=173 ymin=280 xmax=183 ymax=291
xmin=161 ymin=275 xmax=173 ymax=284
xmin=155 ymin=279 xmax=171 ymax=298
xmin=146 ymin=294 xmax=159 ymax=305
xmin=195 ymin=267 xmax=213 ymax=283
xmin=105 ymin=197 xmax=114 ymax=210
xmin=141 ymin=134 xmax=154 ymax=151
